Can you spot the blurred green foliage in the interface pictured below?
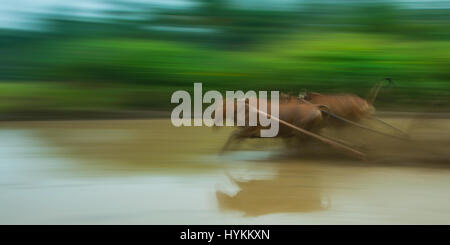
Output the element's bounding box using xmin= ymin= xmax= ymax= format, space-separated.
xmin=0 ymin=1 xmax=450 ymax=117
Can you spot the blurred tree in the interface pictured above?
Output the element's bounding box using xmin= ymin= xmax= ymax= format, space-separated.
xmin=355 ymin=2 xmax=400 ymax=33
xmin=150 ymin=0 xmax=302 ymax=49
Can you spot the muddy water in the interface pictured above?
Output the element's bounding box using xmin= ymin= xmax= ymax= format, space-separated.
xmin=1 ymin=118 xmax=450 ymax=224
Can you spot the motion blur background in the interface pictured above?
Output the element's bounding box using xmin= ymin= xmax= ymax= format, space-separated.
xmin=1 ymin=0 xmax=450 ymax=119
xmin=2 ymin=0 xmax=450 ymax=225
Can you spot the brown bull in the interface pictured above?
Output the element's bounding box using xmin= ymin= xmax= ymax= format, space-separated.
xmin=304 ymin=92 xmax=374 ymax=122
xmin=297 ymin=78 xmax=408 ymax=138
xmin=216 ymin=97 xmax=365 ymax=159
xmin=302 ymin=78 xmax=394 ymax=121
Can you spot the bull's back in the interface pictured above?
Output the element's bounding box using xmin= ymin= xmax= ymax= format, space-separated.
xmin=307 ymin=93 xmax=373 ymax=120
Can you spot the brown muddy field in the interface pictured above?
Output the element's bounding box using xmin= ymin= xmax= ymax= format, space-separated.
xmin=0 ymin=116 xmax=450 ymax=224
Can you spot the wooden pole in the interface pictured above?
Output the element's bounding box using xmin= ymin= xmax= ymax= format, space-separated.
xmin=251 ymin=106 xmax=366 ymax=160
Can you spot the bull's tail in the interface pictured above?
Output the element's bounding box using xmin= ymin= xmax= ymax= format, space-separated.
xmin=366 ymin=78 xmax=394 ymax=105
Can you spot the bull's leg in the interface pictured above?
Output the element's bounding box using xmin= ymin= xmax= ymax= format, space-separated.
xmin=366 ymin=78 xmax=393 ymax=105
xmin=220 ymin=128 xmax=245 ymax=153
xmin=290 ymin=114 xmax=323 ymax=149
xmin=220 ymin=127 xmax=261 ymax=153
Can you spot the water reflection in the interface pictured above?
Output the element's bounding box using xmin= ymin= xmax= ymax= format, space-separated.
xmin=217 ymin=163 xmax=329 ymax=216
